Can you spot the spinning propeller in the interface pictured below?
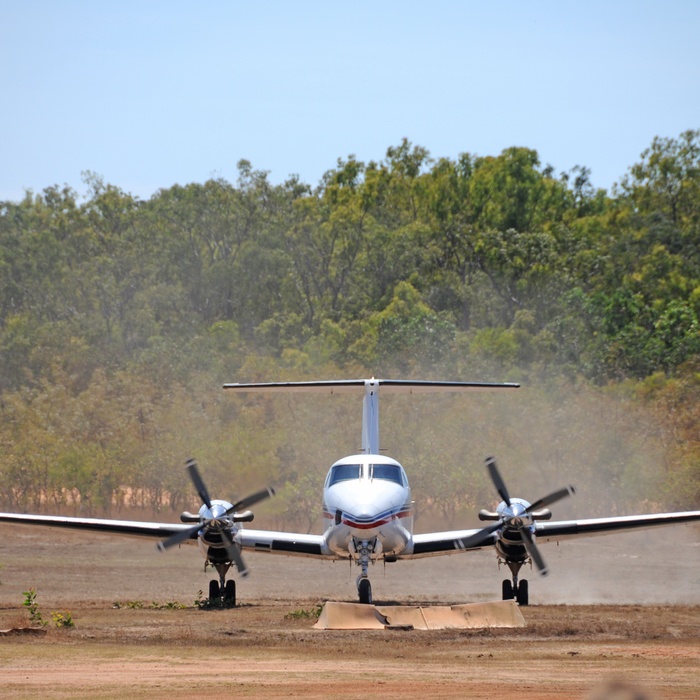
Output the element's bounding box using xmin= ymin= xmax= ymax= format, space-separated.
xmin=157 ymin=458 xmax=275 ymax=578
xmin=458 ymin=456 xmax=575 ymax=576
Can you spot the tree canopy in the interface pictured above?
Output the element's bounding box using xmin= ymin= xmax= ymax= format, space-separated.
xmin=1 ymin=130 xmax=699 ymax=524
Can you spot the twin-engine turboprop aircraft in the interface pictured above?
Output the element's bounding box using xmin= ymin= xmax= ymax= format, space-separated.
xmin=1 ymin=378 xmax=699 ymax=606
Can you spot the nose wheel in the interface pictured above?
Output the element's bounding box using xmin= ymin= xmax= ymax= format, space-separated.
xmin=357 ymin=577 xmax=372 ymax=604
xmin=354 ymin=538 xmax=375 ymax=604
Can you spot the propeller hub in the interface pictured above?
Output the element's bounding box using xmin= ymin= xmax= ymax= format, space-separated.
xmin=201 ymin=502 xmax=229 ymax=521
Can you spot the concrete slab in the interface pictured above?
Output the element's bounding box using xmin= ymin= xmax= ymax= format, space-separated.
xmin=313 ymin=600 xmax=525 ymax=630
xmin=313 ymin=601 xmax=388 ymax=630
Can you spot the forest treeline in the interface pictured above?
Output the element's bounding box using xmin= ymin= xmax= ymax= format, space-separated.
xmin=1 ymin=130 xmax=699 ymax=526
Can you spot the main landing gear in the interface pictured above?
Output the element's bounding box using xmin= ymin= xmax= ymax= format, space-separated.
xmin=502 ymin=561 xmax=529 ymax=605
xmin=207 ymin=562 xmax=237 ymax=607
xmin=502 ymin=577 xmax=529 ymax=606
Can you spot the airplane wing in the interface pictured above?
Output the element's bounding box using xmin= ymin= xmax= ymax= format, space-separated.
xmin=0 ymin=512 xmax=194 ymax=539
xmin=396 ymin=509 xmax=700 ymax=559
xmin=237 ymin=528 xmax=330 ymax=558
xmin=534 ymin=510 xmax=700 ymax=541
xmin=3 ymin=510 xmax=697 ymax=559
xmin=0 ymin=512 xmax=332 ymax=558
xmin=400 ymin=528 xmax=499 ymax=558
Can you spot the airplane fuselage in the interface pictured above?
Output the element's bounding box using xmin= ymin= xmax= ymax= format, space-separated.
xmin=321 ymin=454 xmax=413 ymax=560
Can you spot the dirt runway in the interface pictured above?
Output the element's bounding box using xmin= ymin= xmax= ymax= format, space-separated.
xmin=0 ymin=522 xmax=698 ymax=699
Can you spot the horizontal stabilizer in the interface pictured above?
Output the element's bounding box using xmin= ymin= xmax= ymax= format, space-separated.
xmin=224 ymin=378 xmax=520 ymax=393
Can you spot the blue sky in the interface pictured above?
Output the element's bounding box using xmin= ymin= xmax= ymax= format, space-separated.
xmin=3 ymin=1 xmax=698 ymax=202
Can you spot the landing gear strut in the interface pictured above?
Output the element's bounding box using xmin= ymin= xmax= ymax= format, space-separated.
xmin=354 ymin=538 xmax=375 ymax=604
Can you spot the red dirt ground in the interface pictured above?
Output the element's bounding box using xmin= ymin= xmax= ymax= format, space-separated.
xmin=0 ymin=522 xmax=698 ymax=699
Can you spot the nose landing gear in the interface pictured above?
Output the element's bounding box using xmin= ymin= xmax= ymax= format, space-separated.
xmin=354 ymin=538 xmax=376 ymax=604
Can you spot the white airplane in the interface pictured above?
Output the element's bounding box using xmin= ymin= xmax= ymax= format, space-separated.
xmin=1 ymin=378 xmax=699 ymax=606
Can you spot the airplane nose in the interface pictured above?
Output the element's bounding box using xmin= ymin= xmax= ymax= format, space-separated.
xmin=351 ymin=503 xmax=379 ymax=520
xmin=344 ymin=502 xmax=382 ymax=531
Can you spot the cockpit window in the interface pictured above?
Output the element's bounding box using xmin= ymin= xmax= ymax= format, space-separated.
xmin=370 ymin=464 xmax=404 ymax=485
xmin=327 ymin=464 xmax=361 ymax=486
xmin=326 ymin=463 xmax=405 ymax=487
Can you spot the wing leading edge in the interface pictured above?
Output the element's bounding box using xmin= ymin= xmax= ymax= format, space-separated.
xmin=534 ymin=510 xmax=700 ymax=541
xmin=0 ymin=512 xmax=330 ymax=558
xmin=0 ymin=512 xmax=192 ymax=539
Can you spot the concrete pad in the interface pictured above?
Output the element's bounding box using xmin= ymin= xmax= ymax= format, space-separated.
xmin=313 ymin=601 xmax=388 ymax=630
xmin=453 ymin=601 xmax=526 ymax=628
xmin=378 ymin=601 xmax=525 ymax=630
xmin=372 ymin=606 xmax=426 ymax=629
xmin=313 ymin=600 xmax=525 ymax=630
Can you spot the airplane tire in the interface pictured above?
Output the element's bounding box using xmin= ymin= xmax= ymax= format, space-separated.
xmin=358 ymin=578 xmax=372 ymax=605
xmin=502 ymin=579 xmax=514 ymax=600
xmin=516 ymin=579 xmax=529 ymax=606
xmin=209 ymin=579 xmax=221 ymax=601
xmin=224 ymin=579 xmax=236 ymax=607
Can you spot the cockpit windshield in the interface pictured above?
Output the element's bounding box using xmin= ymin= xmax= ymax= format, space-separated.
xmin=371 ymin=464 xmax=404 ymax=485
xmin=327 ymin=463 xmax=361 ymax=486
xmin=326 ymin=462 xmax=405 ymax=487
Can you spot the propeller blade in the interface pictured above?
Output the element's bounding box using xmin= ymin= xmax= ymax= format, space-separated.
xmin=485 ymin=456 xmax=511 ymax=505
xmin=525 ymin=485 xmax=576 ymax=514
xmin=186 ymin=458 xmax=212 ymax=509
xmin=157 ymin=523 xmax=201 ymax=552
xmin=218 ymin=525 xmax=249 ymax=578
xmin=226 ymin=486 xmax=276 ymax=515
xmin=455 ymin=521 xmax=504 ymax=550
xmin=521 ymin=527 xmax=548 ymax=576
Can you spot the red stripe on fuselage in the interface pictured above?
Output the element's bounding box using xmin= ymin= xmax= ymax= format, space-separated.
xmin=328 ymin=508 xmax=412 ymax=530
